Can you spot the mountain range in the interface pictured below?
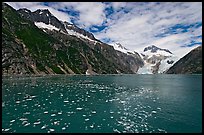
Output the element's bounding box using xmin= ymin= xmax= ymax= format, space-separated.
xmin=2 ymin=3 xmax=202 ymax=75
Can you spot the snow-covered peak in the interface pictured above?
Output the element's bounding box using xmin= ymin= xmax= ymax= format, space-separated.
xmin=143 ymin=45 xmax=172 ymax=55
xmin=20 ymin=8 xmax=31 ymax=13
xmin=34 ymin=9 xmax=54 ymax=18
xmin=137 ymin=45 xmax=179 ymax=74
xmin=111 ymin=43 xmax=134 ymax=54
xmin=142 ymin=45 xmax=173 ymax=57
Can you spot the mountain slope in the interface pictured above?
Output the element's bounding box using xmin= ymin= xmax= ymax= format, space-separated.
xmin=166 ymin=46 xmax=202 ymax=74
xmin=2 ymin=3 xmax=143 ymax=75
xmin=2 ymin=3 xmax=87 ymax=74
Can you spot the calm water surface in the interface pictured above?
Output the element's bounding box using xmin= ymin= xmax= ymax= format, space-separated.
xmin=2 ymin=74 xmax=202 ymax=133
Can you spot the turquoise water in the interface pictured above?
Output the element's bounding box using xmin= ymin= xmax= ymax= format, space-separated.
xmin=2 ymin=75 xmax=202 ymax=133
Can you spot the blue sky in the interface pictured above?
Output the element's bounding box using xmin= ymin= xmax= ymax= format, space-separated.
xmin=6 ymin=2 xmax=202 ymax=57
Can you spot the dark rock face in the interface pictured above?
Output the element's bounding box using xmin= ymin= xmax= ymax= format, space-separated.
xmin=167 ymin=60 xmax=174 ymax=64
xmin=17 ymin=9 xmax=96 ymax=40
xmin=2 ymin=3 xmax=143 ymax=75
xmin=144 ymin=45 xmax=173 ymax=54
xmin=166 ymin=46 xmax=202 ymax=74
xmin=114 ymin=51 xmax=144 ymax=73
xmin=18 ymin=8 xmax=67 ymax=33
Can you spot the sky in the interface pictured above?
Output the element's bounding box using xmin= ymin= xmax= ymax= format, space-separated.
xmin=6 ymin=2 xmax=202 ymax=57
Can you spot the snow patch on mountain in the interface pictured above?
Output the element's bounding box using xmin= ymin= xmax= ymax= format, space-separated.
xmin=158 ymin=56 xmax=179 ymax=73
xmin=111 ymin=43 xmax=134 ymax=54
xmin=34 ymin=22 xmax=59 ymax=31
xmin=142 ymin=49 xmax=173 ymax=57
xmin=63 ymin=23 xmax=97 ymax=43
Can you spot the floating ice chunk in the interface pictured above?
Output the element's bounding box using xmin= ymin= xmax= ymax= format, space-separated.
xmin=91 ymin=111 xmax=96 ymax=114
xmin=10 ymin=120 xmax=15 ymax=123
xmin=76 ymin=108 xmax=83 ymax=110
xmin=51 ymin=114 xmax=56 ymax=117
xmin=85 ymin=118 xmax=89 ymax=121
xmin=24 ymin=123 xmax=30 ymax=126
xmin=90 ymin=124 xmax=94 ymax=128
xmin=58 ymin=111 xmax=62 ymax=115
xmin=16 ymin=101 xmax=20 ymax=104
xmin=157 ymin=107 xmax=161 ymax=110
xmin=120 ymin=101 xmax=126 ymax=104
xmin=34 ymin=121 xmax=41 ymax=125
xmin=152 ymin=111 xmax=157 ymax=114
xmin=113 ymin=128 xmax=121 ymax=133
xmin=20 ymin=118 xmax=28 ymax=121
xmin=44 ymin=111 xmax=48 ymax=114
xmin=22 ymin=121 xmax=28 ymax=125
xmin=138 ymin=116 xmax=142 ymax=119
xmin=54 ymin=121 xmax=60 ymax=125
xmin=158 ymin=128 xmax=166 ymax=132
xmin=49 ymin=128 xmax=55 ymax=132
xmin=41 ymin=125 xmax=48 ymax=129
xmin=23 ymin=112 xmax=30 ymax=115
xmin=64 ymin=100 xmax=69 ymax=103
xmin=4 ymin=128 xmax=10 ymax=132
xmin=62 ymin=127 xmax=66 ymax=130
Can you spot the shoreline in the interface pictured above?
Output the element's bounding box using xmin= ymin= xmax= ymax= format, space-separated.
xmin=2 ymin=73 xmax=202 ymax=78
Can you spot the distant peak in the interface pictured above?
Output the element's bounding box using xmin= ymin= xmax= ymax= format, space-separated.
xmin=144 ymin=45 xmax=172 ymax=54
xmin=19 ymin=8 xmax=31 ymax=12
xmin=34 ymin=9 xmax=53 ymax=16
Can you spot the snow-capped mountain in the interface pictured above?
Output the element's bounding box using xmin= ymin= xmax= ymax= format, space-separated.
xmin=137 ymin=45 xmax=179 ymax=74
xmin=17 ymin=8 xmax=97 ymax=43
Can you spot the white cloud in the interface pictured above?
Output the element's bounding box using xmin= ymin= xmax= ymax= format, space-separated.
xmin=95 ymin=2 xmax=202 ymax=59
xmin=111 ymin=2 xmax=127 ymax=11
xmin=47 ymin=2 xmax=107 ymax=28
